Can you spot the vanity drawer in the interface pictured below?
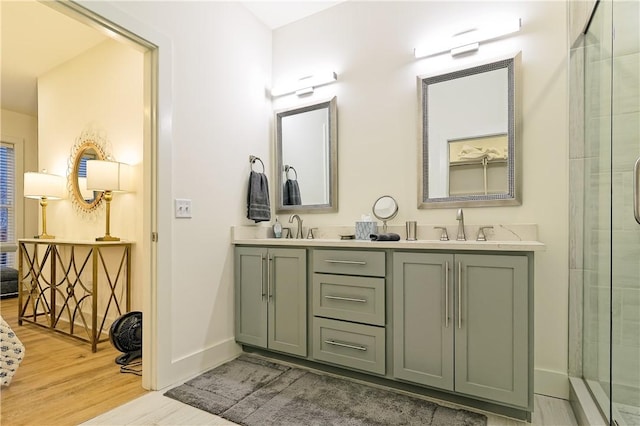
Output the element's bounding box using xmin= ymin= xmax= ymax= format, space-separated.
xmin=313 ymin=274 xmax=385 ymax=326
xmin=313 ymin=250 xmax=385 ymax=277
xmin=312 ymin=317 xmax=385 ymax=375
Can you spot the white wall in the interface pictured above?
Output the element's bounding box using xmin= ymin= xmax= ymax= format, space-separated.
xmin=272 ymin=1 xmax=569 ymax=397
xmin=1 ymin=109 xmax=38 ymax=241
xmin=38 ymin=39 xmax=145 ymax=310
xmin=79 ymin=0 xmax=273 ymax=387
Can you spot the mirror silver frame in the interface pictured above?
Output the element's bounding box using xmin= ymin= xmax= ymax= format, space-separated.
xmin=275 ymin=96 xmax=338 ymax=213
xmin=418 ymin=52 xmax=521 ymax=209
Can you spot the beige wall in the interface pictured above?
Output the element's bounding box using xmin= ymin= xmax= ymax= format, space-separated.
xmin=272 ymin=1 xmax=570 ymax=398
xmin=37 ymin=39 xmax=145 ymax=310
xmin=1 ymin=109 xmax=38 ymax=243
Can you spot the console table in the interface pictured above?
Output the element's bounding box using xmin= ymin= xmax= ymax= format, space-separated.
xmin=17 ymin=239 xmax=132 ymax=352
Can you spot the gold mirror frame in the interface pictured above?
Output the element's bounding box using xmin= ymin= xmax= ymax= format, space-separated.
xmin=67 ymin=129 xmax=111 ymax=216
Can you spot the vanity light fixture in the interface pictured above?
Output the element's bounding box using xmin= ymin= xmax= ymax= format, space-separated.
xmin=24 ymin=171 xmax=65 ymax=239
xmin=414 ymin=18 xmax=521 ymax=59
xmin=86 ymin=160 xmax=130 ymax=241
xmin=271 ymin=72 xmax=337 ymax=97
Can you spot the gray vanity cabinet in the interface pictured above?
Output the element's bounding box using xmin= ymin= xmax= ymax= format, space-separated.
xmin=234 ymin=246 xmax=307 ymax=357
xmin=393 ymin=252 xmax=530 ymax=409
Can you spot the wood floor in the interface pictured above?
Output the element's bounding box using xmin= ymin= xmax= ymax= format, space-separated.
xmin=0 ymin=297 xmax=147 ymax=426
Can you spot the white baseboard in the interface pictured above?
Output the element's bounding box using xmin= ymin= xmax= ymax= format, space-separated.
xmin=158 ymin=337 xmax=241 ymax=391
xmin=535 ymin=368 xmax=570 ymax=399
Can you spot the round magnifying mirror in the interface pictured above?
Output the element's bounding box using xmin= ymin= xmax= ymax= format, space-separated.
xmin=372 ymin=195 xmax=398 ymax=232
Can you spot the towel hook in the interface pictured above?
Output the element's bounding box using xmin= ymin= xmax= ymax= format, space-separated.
xmin=249 ymin=155 xmax=265 ymax=173
xmin=284 ymin=165 xmax=298 ymax=180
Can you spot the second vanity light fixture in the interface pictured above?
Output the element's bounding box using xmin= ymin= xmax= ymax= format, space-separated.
xmin=271 ymin=71 xmax=337 ymax=97
xmin=414 ymin=17 xmax=521 ymax=59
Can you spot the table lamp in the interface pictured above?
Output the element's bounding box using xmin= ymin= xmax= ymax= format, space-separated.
xmin=86 ymin=160 xmax=128 ymax=241
xmin=24 ymin=171 xmax=65 ymax=239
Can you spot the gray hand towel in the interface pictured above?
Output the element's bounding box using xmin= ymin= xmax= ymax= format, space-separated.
xmin=247 ymin=171 xmax=271 ymax=223
xmin=369 ymin=233 xmax=401 ymax=241
xmin=283 ymin=179 xmax=302 ymax=205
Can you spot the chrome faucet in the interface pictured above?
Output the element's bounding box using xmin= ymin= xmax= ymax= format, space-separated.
xmin=456 ymin=208 xmax=466 ymax=241
xmin=289 ymin=214 xmax=303 ymax=239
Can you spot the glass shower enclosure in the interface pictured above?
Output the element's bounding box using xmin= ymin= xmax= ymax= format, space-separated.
xmin=581 ymin=0 xmax=640 ymax=424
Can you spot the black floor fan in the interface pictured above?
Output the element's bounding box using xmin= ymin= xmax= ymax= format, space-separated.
xmin=110 ymin=311 xmax=142 ymax=374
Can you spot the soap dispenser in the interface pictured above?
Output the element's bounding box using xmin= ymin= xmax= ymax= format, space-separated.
xmin=273 ymin=217 xmax=282 ymax=238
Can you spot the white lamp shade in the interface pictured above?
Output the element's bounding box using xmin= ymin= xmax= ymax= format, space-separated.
xmin=24 ymin=172 xmax=65 ymax=199
xmin=86 ymin=160 xmax=131 ymax=192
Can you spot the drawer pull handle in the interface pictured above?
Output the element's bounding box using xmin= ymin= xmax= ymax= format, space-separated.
xmin=325 ymin=259 xmax=367 ymax=265
xmin=324 ymin=340 xmax=367 ymax=351
xmin=324 ymin=295 xmax=367 ymax=303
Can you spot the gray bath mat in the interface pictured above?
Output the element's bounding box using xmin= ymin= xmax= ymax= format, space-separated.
xmin=165 ymin=354 xmax=487 ymax=425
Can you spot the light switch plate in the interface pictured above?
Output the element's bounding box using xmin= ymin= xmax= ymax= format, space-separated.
xmin=175 ymin=198 xmax=192 ymax=218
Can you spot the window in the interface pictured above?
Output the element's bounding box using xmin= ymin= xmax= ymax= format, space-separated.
xmin=0 ymin=142 xmax=16 ymax=266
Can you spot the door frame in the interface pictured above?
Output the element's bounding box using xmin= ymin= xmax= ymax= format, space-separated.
xmin=47 ymin=0 xmax=173 ymax=390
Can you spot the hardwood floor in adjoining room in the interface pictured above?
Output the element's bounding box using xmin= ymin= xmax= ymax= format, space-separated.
xmin=0 ymin=297 xmax=147 ymax=426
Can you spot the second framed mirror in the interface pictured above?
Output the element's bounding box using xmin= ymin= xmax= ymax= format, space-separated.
xmin=418 ymin=52 xmax=521 ymax=208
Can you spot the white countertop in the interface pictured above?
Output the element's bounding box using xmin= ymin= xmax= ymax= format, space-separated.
xmin=232 ymin=225 xmax=545 ymax=252
xmin=232 ymin=237 xmax=544 ymax=251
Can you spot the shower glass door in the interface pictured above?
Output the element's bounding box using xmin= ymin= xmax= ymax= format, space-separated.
xmin=584 ymin=1 xmax=640 ymax=424
xmin=611 ymin=1 xmax=640 ymax=425
xmin=583 ymin=0 xmax=612 ymax=420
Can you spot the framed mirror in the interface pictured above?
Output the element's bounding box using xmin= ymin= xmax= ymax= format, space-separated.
xmin=418 ymin=52 xmax=521 ymax=208
xmin=275 ymin=96 xmax=338 ymax=213
xmin=67 ymin=130 xmax=110 ymax=215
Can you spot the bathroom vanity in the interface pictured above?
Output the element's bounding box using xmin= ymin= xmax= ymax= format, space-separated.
xmin=232 ymin=226 xmax=544 ymax=420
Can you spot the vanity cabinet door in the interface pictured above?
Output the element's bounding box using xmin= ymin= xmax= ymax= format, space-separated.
xmin=267 ymin=248 xmax=307 ymax=357
xmin=455 ymin=254 xmax=529 ymax=408
xmin=393 ymin=252 xmax=454 ymax=390
xmin=235 ymin=247 xmax=268 ymax=348
xmin=393 ymin=252 xmax=530 ymax=410
xmin=235 ymin=247 xmax=307 ymax=357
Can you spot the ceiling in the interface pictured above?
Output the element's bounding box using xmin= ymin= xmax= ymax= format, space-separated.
xmin=0 ymin=1 xmax=343 ymax=118
xmin=0 ymin=1 xmax=108 ymax=117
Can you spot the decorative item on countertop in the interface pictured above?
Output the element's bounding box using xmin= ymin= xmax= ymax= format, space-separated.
xmin=355 ymin=215 xmax=378 ymax=240
xmin=273 ymin=217 xmax=282 ymax=238
xmin=370 ymin=233 xmax=401 ymax=241
xmin=406 ymin=221 xmax=417 ymax=241
xmin=247 ymin=155 xmax=271 ymax=223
